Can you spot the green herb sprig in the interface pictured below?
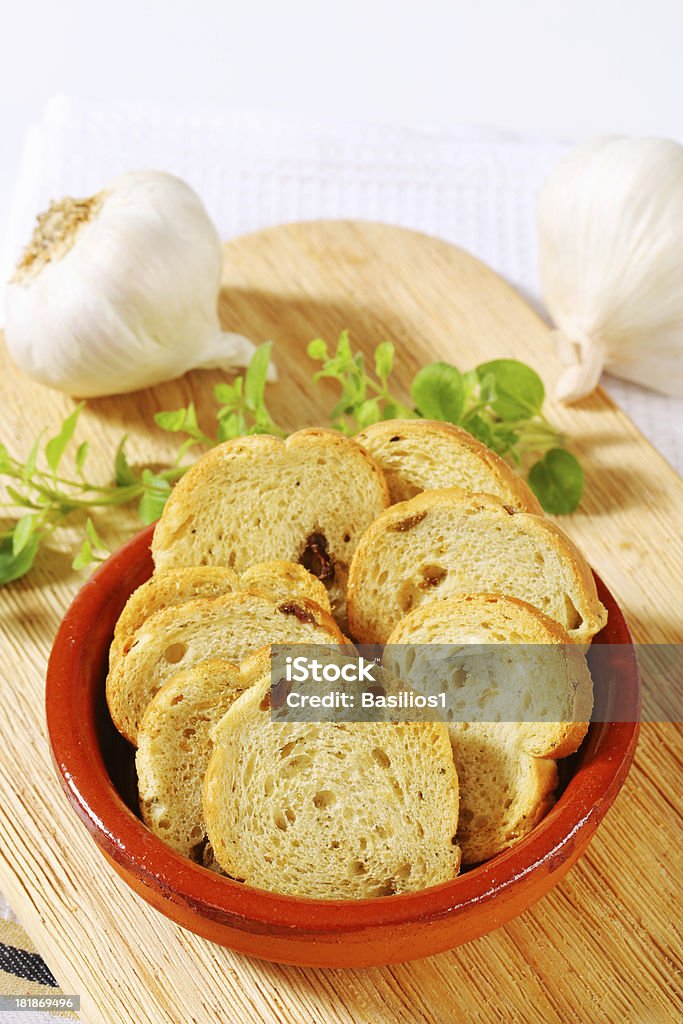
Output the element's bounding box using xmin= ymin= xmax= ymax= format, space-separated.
xmin=0 ymin=335 xmax=583 ymax=585
xmin=0 ymin=409 xmax=186 ymax=584
xmin=307 ymin=331 xmax=583 ymax=514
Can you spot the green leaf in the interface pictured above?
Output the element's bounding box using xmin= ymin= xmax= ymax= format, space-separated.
xmin=476 ymin=360 xmax=544 ymax=420
xmin=494 ymin=428 xmax=522 ymax=460
xmin=374 ymin=342 xmax=395 ymax=381
xmin=244 ymin=342 xmax=273 ymax=413
xmin=462 ymin=370 xmax=479 ymax=403
xmin=114 ymin=438 xmax=137 ymax=487
xmin=336 ymin=330 xmax=352 ymax=362
xmin=75 ymin=442 xmax=89 ymax=475
xmin=355 ymin=398 xmax=382 ymax=429
xmin=381 ymin=400 xmax=412 ymax=421
xmin=21 ymin=431 xmax=45 ymax=483
xmin=411 ymin=362 xmax=465 ymax=423
xmin=463 ymin=414 xmax=494 ymax=449
xmin=217 ymin=412 xmax=247 ymax=441
xmin=249 ymin=423 xmax=278 ymax=436
xmin=0 ymin=533 xmax=40 ymax=584
xmin=7 ymin=487 xmax=40 ymax=509
xmin=477 ymin=371 xmax=497 ymax=405
xmin=45 ymin=404 xmax=83 ymax=475
xmin=184 ymin=403 xmax=200 ymax=435
xmin=214 ymin=383 xmax=235 ymax=405
xmin=85 ymin=517 xmax=106 ymax=552
xmin=381 ymin=401 xmax=400 ymax=420
xmin=141 ymin=468 xmax=172 ymax=489
xmin=155 ymin=403 xmax=207 ymax=441
xmin=216 ymin=404 xmax=238 ymax=422
xmin=528 ymin=449 xmax=584 ymax=515
xmin=72 ymin=538 xmax=94 ymax=571
xmin=215 ymin=377 xmax=243 ymax=406
xmin=0 ymin=443 xmax=11 ymax=472
xmin=12 ymin=514 xmax=37 ymax=556
xmin=139 ymin=471 xmax=172 ymax=525
xmin=155 ymin=408 xmax=188 ymax=432
xmin=307 ymin=338 xmax=328 ymax=361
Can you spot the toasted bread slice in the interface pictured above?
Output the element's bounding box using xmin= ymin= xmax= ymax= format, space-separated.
xmin=111 ymin=567 xmax=240 ymax=666
xmin=356 ymin=419 xmax=542 ymax=512
xmin=347 ymin=488 xmax=607 ymax=644
xmin=111 ymin=562 xmax=331 ymax=668
xmin=203 ymin=671 xmax=460 ymax=898
xmin=151 ymin=429 xmax=390 ymax=623
xmin=137 ymin=643 xmax=345 ymax=867
xmin=136 ymin=660 xmax=249 ymax=862
xmin=239 ymin=560 xmax=331 ymax=612
xmin=106 ymin=591 xmax=344 ymax=745
xmin=386 ymin=594 xmax=593 ymax=863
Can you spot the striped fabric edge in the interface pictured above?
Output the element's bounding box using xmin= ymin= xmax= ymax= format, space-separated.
xmin=0 ymin=920 xmax=77 ymax=1020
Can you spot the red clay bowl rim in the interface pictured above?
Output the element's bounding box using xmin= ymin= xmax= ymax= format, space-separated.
xmin=46 ymin=524 xmax=640 ymax=936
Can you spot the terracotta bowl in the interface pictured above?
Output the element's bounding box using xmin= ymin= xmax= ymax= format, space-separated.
xmin=46 ymin=525 xmax=640 ymax=968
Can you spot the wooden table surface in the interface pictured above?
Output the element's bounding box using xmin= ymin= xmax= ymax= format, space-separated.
xmin=0 ymin=221 xmax=681 ymax=1023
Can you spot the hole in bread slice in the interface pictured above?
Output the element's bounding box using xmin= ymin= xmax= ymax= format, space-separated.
xmin=164 ymin=643 xmax=187 ymax=664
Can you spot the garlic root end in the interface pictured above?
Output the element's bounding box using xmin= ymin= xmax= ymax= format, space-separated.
xmin=198 ymin=332 xmax=278 ymax=381
xmin=552 ymin=330 xmax=606 ymax=404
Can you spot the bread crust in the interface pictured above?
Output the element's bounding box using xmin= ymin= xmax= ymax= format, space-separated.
xmin=136 ymin=659 xmax=248 ymax=861
xmin=110 ymin=567 xmax=240 ymax=666
xmin=347 ymin=488 xmax=607 ymax=644
xmin=356 ymin=418 xmax=543 ymax=513
xmin=239 ymin=560 xmax=331 ymax=613
xmin=106 ymin=590 xmax=344 ymax=745
xmin=110 ymin=561 xmax=332 ymax=679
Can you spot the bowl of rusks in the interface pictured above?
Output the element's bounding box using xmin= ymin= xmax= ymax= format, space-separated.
xmin=47 ymin=419 xmax=639 ymax=967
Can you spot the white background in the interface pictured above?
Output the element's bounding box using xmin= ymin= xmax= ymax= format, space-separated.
xmin=1 ymin=0 xmax=682 ymax=245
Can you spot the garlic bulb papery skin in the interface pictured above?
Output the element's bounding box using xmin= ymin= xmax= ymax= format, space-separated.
xmin=5 ymin=170 xmax=264 ymax=398
xmin=538 ymin=137 xmax=683 ymax=402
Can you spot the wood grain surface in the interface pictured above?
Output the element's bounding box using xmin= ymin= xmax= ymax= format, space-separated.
xmin=0 ymin=221 xmax=681 ymax=1023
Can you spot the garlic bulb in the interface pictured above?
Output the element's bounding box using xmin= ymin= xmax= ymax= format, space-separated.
xmin=538 ymin=137 xmax=683 ymax=402
xmin=4 ymin=170 xmax=265 ymax=398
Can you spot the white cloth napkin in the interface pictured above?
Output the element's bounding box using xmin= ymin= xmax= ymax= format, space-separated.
xmin=4 ymin=95 xmax=682 ymax=472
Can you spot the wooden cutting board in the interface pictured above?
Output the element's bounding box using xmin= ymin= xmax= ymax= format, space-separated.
xmin=0 ymin=221 xmax=680 ymax=1024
